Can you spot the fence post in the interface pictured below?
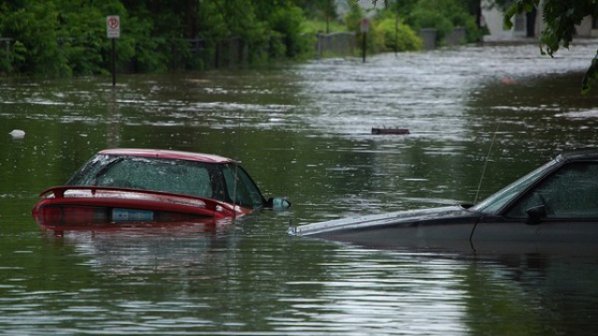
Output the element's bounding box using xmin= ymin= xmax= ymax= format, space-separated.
xmin=0 ymin=38 xmax=12 ymax=68
xmin=360 ymin=19 xmax=369 ymax=63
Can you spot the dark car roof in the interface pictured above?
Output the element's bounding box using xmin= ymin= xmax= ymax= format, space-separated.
xmin=556 ymin=149 xmax=598 ymax=162
xmin=99 ymin=148 xmax=235 ymax=164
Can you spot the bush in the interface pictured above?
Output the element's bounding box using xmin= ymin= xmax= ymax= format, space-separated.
xmin=0 ymin=1 xmax=320 ymax=76
xmin=344 ymin=0 xmax=363 ymax=34
xmin=374 ymin=16 xmax=422 ymax=52
xmin=405 ymin=0 xmax=481 ymax=44
xmin=345 ymin=4 xmax=422 ymax=54
xmin=407 ymin=3 xmax=453 ymax=43
xmin=0 ymin=3 xmax=69 ymax=76
xmin=268 ymin=6 xmax=310 ymax=58
xmin=302 ymin=19 xmax=346 ymax=35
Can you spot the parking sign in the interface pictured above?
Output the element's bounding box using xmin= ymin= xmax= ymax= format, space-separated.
xmin=106 ymin=15 xmax=120 ymax=39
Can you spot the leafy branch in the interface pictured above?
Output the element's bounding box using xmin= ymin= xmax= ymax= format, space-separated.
xmin=503 ymin=0 xmax=598 ymax=94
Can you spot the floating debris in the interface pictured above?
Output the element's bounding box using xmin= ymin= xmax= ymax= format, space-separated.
xmin=371 ymin=127 xmax=409 ymax=135
xmin=9 ymin=129 xmax=25 ymax=139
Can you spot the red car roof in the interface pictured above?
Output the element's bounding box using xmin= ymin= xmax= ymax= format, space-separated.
xmin=99 ymin=148 xmax=235 ymax=164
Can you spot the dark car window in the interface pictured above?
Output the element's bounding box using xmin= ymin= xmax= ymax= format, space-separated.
xmin=506 ymin=162 xmax=598 ymax=219
xmin=222 ymin=164 xmax=265 ymax=209
xmin=67 ymin=154 xmax=266 ymax=208
xmin=97 ymin=158 xmax=213 ymax=198
xmin=69 ymin=155 xmax=216 ymax=199
xmin=472 ymin=159 xmax=557 ymax=214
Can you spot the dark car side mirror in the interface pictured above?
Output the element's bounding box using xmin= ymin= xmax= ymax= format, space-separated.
xmin=266 ymin=197 xmax=291 ymax=210
xmin=526 ymin=205 xmax=546 ymax=225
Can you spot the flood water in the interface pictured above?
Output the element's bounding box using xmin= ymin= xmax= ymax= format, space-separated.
xmin=2 ymin=43 xmax=598 ymax=335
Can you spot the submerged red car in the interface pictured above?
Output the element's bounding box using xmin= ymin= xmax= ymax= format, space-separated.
xmin=32 ymin=148 xmax=290 ymax=230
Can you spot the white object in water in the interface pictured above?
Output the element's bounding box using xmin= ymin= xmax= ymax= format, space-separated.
xmin=9 ymin=129 xmax=25 ymax=139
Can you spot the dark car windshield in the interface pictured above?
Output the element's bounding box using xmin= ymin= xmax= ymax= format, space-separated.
xmin=221 ymin=163 xmax=267 ymax=209
xmin=472 ymin=159 xmax=557 ymax=214
xmin=506 ymin=161 xmax=598 ymax=219
xmin=67 ymin=154 xmax=265 ymax=209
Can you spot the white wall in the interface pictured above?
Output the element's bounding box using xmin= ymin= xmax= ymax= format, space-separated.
xmin=482 ymin=0 xmax=596 ymax=42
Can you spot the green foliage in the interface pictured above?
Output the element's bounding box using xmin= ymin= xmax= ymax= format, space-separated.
xmin=344 ymin=0 xmax=364 ymax=33
xmin=405 ymin=0 xmax=481 ymax=44
xmin=373 ymin=14 xmax=422 ymax=52
xmin=55 ymin=5 xmax=105 ymax=75
xmin=0 ymin=0 xmax=131 ymax=76
xmin=294 ymin=0 xmax=337 ymax=21
xmin=582 ymin=53 xmax=598 ymax=95
xmin=503 ymin=0 xmax=598 ymax=93
xmin=0 ymin=0 xmax=484 ymax=76
xmin=342 ymin=3 xmax=423 ymax=54
xmin=268 ymin=5 xmax=309 ymax=58
xmin=0 ymin=1 xmax=67 ymax=76
xmin=302 ymin=19 xmax=345 ymax=34
xmin=123 ymin=15 xmax=166 ymax=72
xmin=11 ymin=41 xmax=27 ymax=68
xmin=408 ymin=4 xmax=453 ymax=42
xmin=0 ymin=0 xmax=315 ymax=77
xmin=505 ymin=0 xmax=592 ymax=56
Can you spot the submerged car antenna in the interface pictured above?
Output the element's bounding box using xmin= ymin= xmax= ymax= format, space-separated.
xmin=232 ymin=160 xmax=239 ymax=220
xmin=232 ymin=115 xmax=242 ymax=221
xmin=473 ymin=125 xmax=499 ymax=204
xmin=469 ymin=125 xmax=499 ymax=253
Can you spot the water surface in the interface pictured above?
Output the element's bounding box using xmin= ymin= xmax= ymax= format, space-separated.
xmin=1 ymin=43 xmax=598 ymax=335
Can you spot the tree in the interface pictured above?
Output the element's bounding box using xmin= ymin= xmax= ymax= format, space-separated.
xmin=402 ymin=0 xmax=482 ymax=44
xmin=503 ymin=0 xmax=598 ymax=94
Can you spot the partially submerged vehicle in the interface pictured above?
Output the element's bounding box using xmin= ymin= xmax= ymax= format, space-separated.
xmin=293 ymin=149 xmax=598 ymax=254
xmin=33 ymin=148 xmax=290 ymax=230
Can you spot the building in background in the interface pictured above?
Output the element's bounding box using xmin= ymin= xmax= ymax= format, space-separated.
xmin=482 ymin=0 xmax=598 ymax=43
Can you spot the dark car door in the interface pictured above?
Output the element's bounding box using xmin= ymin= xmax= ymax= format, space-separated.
xmin=468 ymin=216 xmax=541 ymax=254
xmin=474 ymin=161 xmax=598 ymax=254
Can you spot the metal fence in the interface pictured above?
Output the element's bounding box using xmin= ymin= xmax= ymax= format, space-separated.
xmin=315 ymin=32 xmax=356 ymax=58
xmin=186 ymin=37 xmax=248 ymax=68
xmin=419 ymin=27 xmax=467 ymax=50
xmin=0 ymin=27 xmax=468 ymax=73
xmin=186 ymin=35 xmax=284 ymax=69
xmin=0 ymin=37 xmax=12 ymax=67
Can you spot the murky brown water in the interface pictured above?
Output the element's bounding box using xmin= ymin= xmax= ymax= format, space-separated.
xmin=1 ymin=43 xmax=598 ymax=335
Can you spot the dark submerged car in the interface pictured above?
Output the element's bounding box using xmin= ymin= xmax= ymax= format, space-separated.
xmin=33 ymin=148 xmax=290 ymax=230
xmin=294 ymin=149 xmax=598 ymax=254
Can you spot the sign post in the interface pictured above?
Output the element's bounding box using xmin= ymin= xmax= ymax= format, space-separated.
xmin=360 ymin=18 xmax=369 ymax=63
xmin=106 ymin=15 xmax=120 ymax=86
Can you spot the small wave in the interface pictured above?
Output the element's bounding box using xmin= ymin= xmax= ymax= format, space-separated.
xmin=556 ymin=109 xmax=598 ymax=119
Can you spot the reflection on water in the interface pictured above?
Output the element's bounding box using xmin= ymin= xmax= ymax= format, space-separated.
xmin=4 ymin=226 xmax=598 ymax=335
xmin=283 ymin=249 xmax=470 ymax=335
xmin=1 ymin=43 xmax=598 ymax=334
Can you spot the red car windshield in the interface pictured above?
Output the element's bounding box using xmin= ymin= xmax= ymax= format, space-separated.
xmin=67 ymin=154 xmax=265 ymax=209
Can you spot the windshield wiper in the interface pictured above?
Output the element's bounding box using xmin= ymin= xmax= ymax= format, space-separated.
xmin=92 ymin=157 xmax=124 ymax=184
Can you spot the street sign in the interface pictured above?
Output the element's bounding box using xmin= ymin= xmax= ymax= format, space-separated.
xmin=106 ymin=15 xmax=120 ymax=39
xmin=360 ymin=18 xmax=369 ymax=33
xmin=106 ymin=15 xmax=120 ymax=86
